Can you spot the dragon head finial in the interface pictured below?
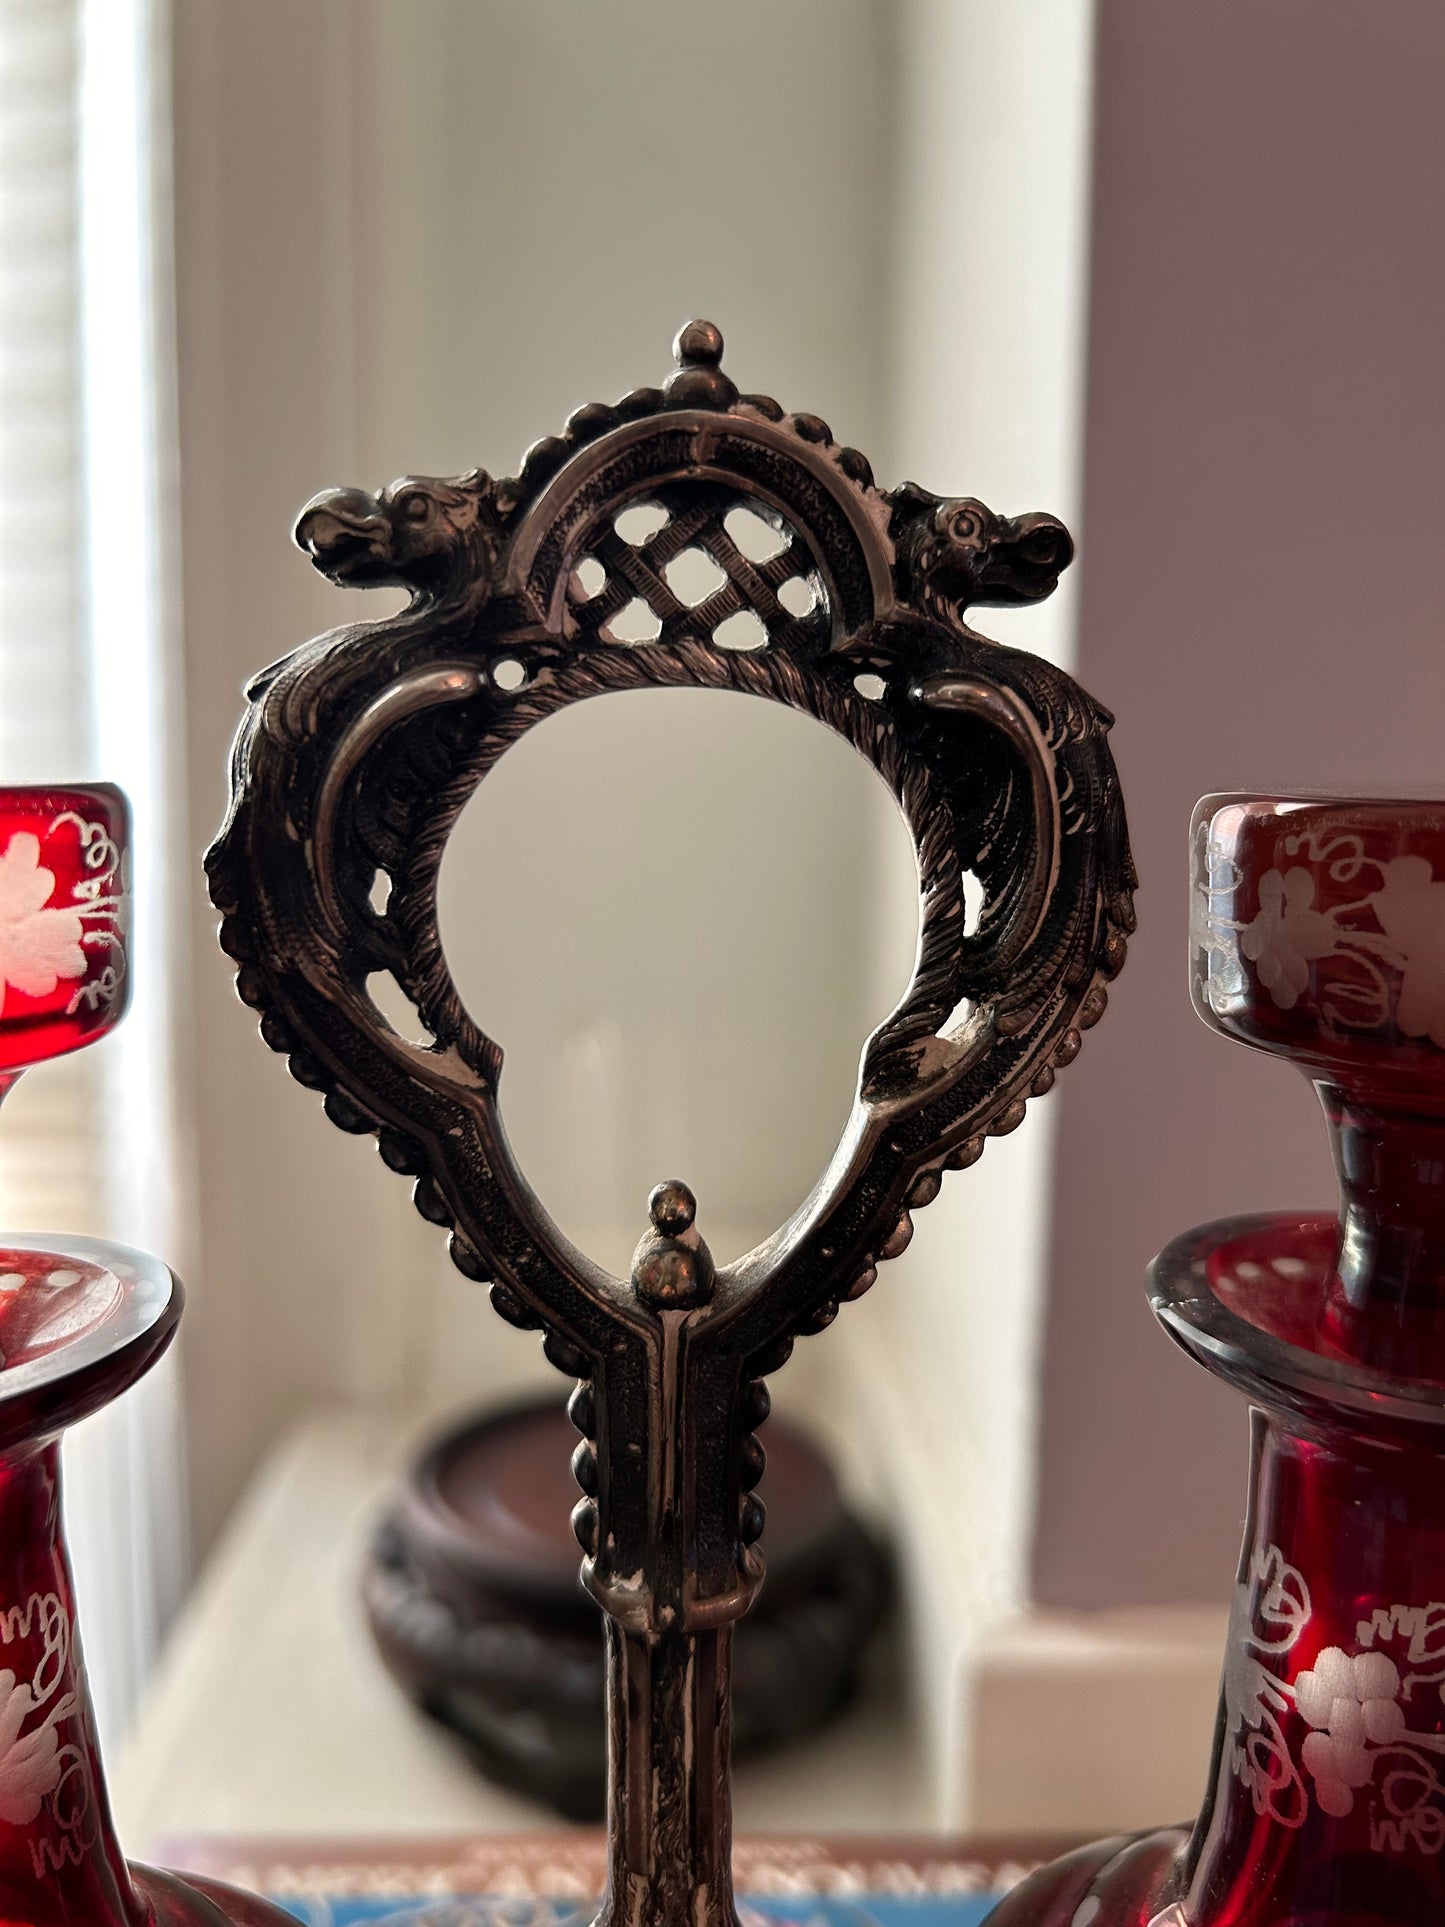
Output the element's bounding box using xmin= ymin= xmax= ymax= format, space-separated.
xmin=294 ymin=469 xmax=494 ymax=595
xmin=891 ymin=484 xmax=1074 ymax=623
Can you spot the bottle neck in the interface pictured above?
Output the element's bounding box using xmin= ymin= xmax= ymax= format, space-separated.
xmin=1185 ymin=1408 xmax=1445 ymax=1923
xmin=0 ymin=1438 xmax=139 ymax=1925
xmin=1318 ymin=1081 xmax=1445 ymax=1375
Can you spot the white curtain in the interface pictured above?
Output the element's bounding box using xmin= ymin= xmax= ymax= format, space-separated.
xmin=0 ymin=0 xmax=187 ymax=1748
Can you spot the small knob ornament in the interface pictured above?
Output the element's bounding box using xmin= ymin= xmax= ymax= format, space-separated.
xmin=632 ymin=1180 xmax=716 ymax=1309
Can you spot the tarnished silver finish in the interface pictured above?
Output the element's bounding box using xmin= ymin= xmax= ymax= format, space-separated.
xmin=208 ymin=322 xmax=1134 ymax=1927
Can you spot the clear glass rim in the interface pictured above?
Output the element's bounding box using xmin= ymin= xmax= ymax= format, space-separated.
xmin=1196 ymin=789 xmax=1445 ymax=816
xmin=1149 ymin=1211 xmax=1445 ymax=1434
xmin=0 ymin=1232 xmax=175 ymax=1405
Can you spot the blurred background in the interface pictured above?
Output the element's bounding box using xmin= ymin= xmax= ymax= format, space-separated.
xmin=2 ymin=0 xmax=1442 ymax=1850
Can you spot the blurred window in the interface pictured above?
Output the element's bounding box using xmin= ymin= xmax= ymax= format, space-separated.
xmin=0 ymin=0 xmax=185 ymax=1746
xmin=0 ymin=0 xmax=101 ymax=1224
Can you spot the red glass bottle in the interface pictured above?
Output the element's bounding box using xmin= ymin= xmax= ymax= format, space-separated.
xmin=0 ymin=1238 xmax=288 ymax=1926
xmin=989 ymin=795 xmax=1445 ymax=1927
xmin=0 ymin=784 xmax=291 ymax=1926
xmin=0 ymin=787 xmax=131 ymax=1091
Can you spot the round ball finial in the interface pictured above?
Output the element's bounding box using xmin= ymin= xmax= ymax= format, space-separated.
xmin=648 ymin=1178 xmax=696 ymax=1238
xmin=633 ymin=1179 xmax=713 ymax=1309
xmin=664 ymin=319 xmax=737 ymax=410
xmin=673 ymin=319 xmax=724 ymax=367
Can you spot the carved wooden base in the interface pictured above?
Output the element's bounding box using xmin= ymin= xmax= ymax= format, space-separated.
xmin=363 ymin=1399 xmax=890 ymax=1818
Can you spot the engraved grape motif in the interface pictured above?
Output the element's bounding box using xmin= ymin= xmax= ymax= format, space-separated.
xmin=1226 ymin=1544 xmax=1445 ymax=1851
xmin=1193 ymin=823 xmax=1445 ymax=1044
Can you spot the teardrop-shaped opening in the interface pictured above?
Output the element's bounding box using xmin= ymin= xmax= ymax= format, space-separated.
xmin=664 ymin=548 xmax=728 ymax=607
xmin=571 ymin=556 xmax=606 ymax=600
xmin=437 ymin=688 xmax=919 ymax=1276
xmin=615 ymin=502 xmax=669 ymax=546
xmin=713 ymin=608 xmax=768 ymax=652
xmin=778 ymin=575 xmax=817 ymax=617
xmin=605 ymin=599 xmax=662 ymax=645
xmin=725 ymin=505 xmax=788 ymax=563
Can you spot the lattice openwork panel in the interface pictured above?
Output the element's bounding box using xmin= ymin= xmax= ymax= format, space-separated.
xmin=567 ymin=480 xmax=830 ymax=656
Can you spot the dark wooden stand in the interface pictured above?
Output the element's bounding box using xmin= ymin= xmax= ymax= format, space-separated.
xmin=364 ymin=1399 xmax=890 ymax=1817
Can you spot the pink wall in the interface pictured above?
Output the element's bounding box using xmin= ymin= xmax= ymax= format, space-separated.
xmin=1034 ymin=0 xmax=1445 ymax=1607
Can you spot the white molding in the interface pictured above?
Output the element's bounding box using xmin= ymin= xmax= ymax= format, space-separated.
xmin=972 ymin=1605 xmax=1225 ymax=1835
xmin=842 ymin=0 xmax=1101 ymax=1829
xmin=116 ymin=1408 xmax=931 ymax=1846
xmin=768 ymin=1315 xmax=1228 ymax=1836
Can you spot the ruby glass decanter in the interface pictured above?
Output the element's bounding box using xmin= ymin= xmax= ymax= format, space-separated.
xmin=206 ymin=322 xmax=1136 ymax=1927
xmin=0 ymin=785 xmax=288 ymax=1926
xmin=988 ymin=792 xmax=1445 ymax=1927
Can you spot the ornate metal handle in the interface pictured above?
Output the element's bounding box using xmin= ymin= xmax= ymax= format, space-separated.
xmin=208 ymin=321 xmax=1134 ymax=1927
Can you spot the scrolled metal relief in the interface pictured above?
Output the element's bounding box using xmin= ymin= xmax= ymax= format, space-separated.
xmin=208 ymin=320 xmax=1134 ymax=1927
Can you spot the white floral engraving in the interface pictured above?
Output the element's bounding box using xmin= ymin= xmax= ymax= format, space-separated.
xmin=1296 ymin=1648 xmax=1407 ymax=1817
xmin=1224 ymin=1543 xmax=1445 ymax=1851
xmin=0 ymin=1590 xmax=97 ymax=1875
xmin=1223 ymin=1544 xmax=1310 ymax=1826
xmin=1370 ymin=857 xmax=1445 ymax=1047
xmin=1192 ymin=828 xmax=1445 ymax=1043
xmin=50 ymin=811 xmax=125 ymax=1017
xmin=0 ymin=836 xmax=86 ymax=1018
xmin=1190 ymin=819 xmax=1247 ymax=1016
xmin=0 ymin=1664 xmax=74 ymax=1824
xmin=1238 ymin=868 xmax=1340 ymax=1013
xmin=0 ymin=1594 xmax=75 ymax=1820
xmin=0 ymin=816 xmax=124 ymax=1021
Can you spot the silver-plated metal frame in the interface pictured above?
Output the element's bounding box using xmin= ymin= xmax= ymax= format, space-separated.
xmin=207 ymin=322 xmax=1134 ymax=1927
